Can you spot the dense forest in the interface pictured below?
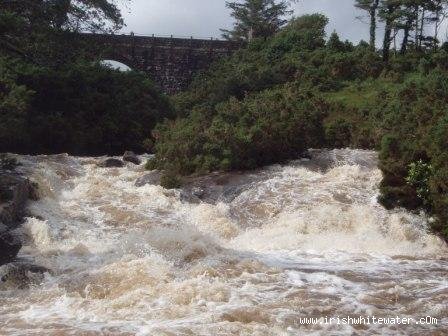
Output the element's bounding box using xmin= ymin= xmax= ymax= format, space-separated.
xmin=0 ymin=0 xmax=447 ymax=239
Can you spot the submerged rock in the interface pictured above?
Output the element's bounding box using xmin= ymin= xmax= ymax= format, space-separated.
xmin=98 ymin=158 xmax=125 ymax=168
xmin=0 ymin=262 xmax=49 ymax=290
xmin=135 ymin=171 xmax=162 ymax=187
xmin=180 ymin=172 xmax=262 ymax=204
xmin=123 ymin=151 xmax=141 ymax=165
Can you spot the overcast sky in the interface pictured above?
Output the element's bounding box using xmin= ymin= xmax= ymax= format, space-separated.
xmin=118 ymin=0 xmax=371 ymax=43
xmin=118 ymin=0 xmax=448 ymax=44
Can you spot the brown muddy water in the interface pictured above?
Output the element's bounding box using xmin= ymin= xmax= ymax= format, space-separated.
xmin=0 ymin=149 xmax=447 ymax=335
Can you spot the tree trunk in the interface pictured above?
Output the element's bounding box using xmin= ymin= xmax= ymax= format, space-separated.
xmin=401 ymin=16 xmax=413 ymax=54
xmin=369 ymin=0 xmax=380 ymax=49
xmin=434 ymin=7 xmax=440 ymax=50
xmin=419 ymin=9 xmax=425 ymax=48
xmin=414 ymin=5 xmax=420 ymax=49
xmin=382 ymin=4 xmax=395 ymax=62
xmin=383 ymin=22 xmax=392 ymax=62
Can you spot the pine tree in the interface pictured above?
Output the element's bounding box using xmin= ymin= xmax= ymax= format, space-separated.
xmin=221 ymin=0 xmax=294 ymax=41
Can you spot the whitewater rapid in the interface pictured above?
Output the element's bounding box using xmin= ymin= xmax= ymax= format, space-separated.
xmin=0 ymin=149 xmax=447 ymax=335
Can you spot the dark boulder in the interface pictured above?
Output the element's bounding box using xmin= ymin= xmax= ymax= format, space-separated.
xmin=0 ymin=174 xmax=37 ymax=228
xmin=0 ymin=231 xmax=21 ymax=266
xmin=123 ymin=151 xmax=141 ymax=165
xmin=135 ymin=171 xmax=162 ymax=187
xmin=180 ymin=187 xmax=205 ymax=204
xmin=300 ymin=150 xmax=312 ymax=160
xmin=98 ymin=158 xmax=125 ymax=168
xmin=0 ymin=172 xmax=38 ymax=266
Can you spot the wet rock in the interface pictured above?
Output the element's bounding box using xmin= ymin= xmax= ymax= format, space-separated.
xmin=0 ymin=174 xmax=37 ymax=229
xmin=123 ymin=151 xmax=141 ymax=165
xmin=300 ymin=150 xmax=312 ymax=160
xmin=0 ymin=262 xmax=49 ymax=290
xmin=191 ymin=187 xmax=205 ymax=199
xmin=0 ymin=232 xmax=22 ymax=265
xmin=0 ymin=172 xmax=37 ymax=266
xmin=98 ymin=158 xmax=125 ymax=168
xmin=180 ymin=172 xmax=262 ymax=204
xmin=135 ymin=171 xmax=162 ymax=187
xmin=0 ymin=223 xmax=7 ymax=234
xmin=180 ymin=187 xmax=204 ymax=204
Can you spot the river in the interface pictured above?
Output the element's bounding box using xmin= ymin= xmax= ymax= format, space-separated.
xmin=0 ymin=149 xmax=447 ymax=335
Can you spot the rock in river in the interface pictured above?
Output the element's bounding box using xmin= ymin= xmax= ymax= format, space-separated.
xmin=0 ymin=172 xmax=37 ymax=266
xmin=123 ymin=151 xmax=141 ymax=165
xmin=98 ymin=158 xmax=125 ymax=168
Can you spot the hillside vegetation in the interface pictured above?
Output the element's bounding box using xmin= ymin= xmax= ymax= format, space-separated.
xmin=149 ymin=15 xmax=448 ymax=239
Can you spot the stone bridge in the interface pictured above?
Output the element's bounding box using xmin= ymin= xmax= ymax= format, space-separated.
xmin=79 ymin=33 xmax=243 ymax=94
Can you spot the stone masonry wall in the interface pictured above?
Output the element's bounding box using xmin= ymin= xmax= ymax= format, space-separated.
xmin=79 ymin=33 xmax=243 ymax=94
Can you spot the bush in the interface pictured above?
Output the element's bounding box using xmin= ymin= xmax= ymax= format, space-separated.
xmin=151 ymin=85 xmax=327 ymax=176
xmin=0 ymin=57 xmax=33 ymax=152
xmin=160 ymin=171 xmax=182 ymax=189
xmin=325 ymin=118 xmax=352 ymax=148
xmin=0 ymin=58 xmax=174 ymax=155
xmin=373 ymin=70 xmax=448 ymax=239
xmin=406 ymin=160 xmax=433 ymax=208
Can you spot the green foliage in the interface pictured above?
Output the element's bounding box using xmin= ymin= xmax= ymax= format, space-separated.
xmin=160 ymin=172 xmax=183 ymax=190
xmin=325 ymin=118 xmax=352 ymax=148
xmin=222 ymin=0 xmax=293 ymax=40
xmin=152 ymin=85 xmax=327 ymax=175
xmin=406 ymin=160 xmax=434 ymax=207
xmin=164 ymin=14 xmax=384 ymax=177
xmin=0 ymin=58 xmax=173 ymax=155
xmin=0 ymin=0 xmax=125 ymax=66
xmin=0 ymin=58 xmax=33 ymax=148
xmin=370 ymin=69 xmax=448 ymax=238
xmin=0 ymin=0 xmax=172 ymax=156
xmin=152 ymin=12 xmax=448 ymax=239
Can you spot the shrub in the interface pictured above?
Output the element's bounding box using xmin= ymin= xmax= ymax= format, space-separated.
xmin=406 ymin=160 xmax=433 ymax=208
xmin=151 ymin=85 xmax=327 ymax=176
xmin=0 ymin=59 xmax=174 ymax=155
xmin=160 ymin=171 xmax=182 ymax=189
xmin=325 ymin=118 xmax=352 ymax=148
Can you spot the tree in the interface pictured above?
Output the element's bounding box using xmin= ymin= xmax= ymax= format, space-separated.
xmin=221 ymin=0 xmax=295 ymax=41
xmin=355 ymin=0 xmax=381 ymax=49
xmin=379 ymin=0 xmax=401 ymax=62
xmin=394 ymin=0 xmax=448 ymax=53
xmin=0 ymin=0 xmax=126 ymax=63
xmin=431 ymin=0 xmax=448 ymax=49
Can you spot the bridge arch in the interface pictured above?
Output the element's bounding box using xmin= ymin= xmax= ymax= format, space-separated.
xmin=101 ymin=60 xmax=133 ymax=72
